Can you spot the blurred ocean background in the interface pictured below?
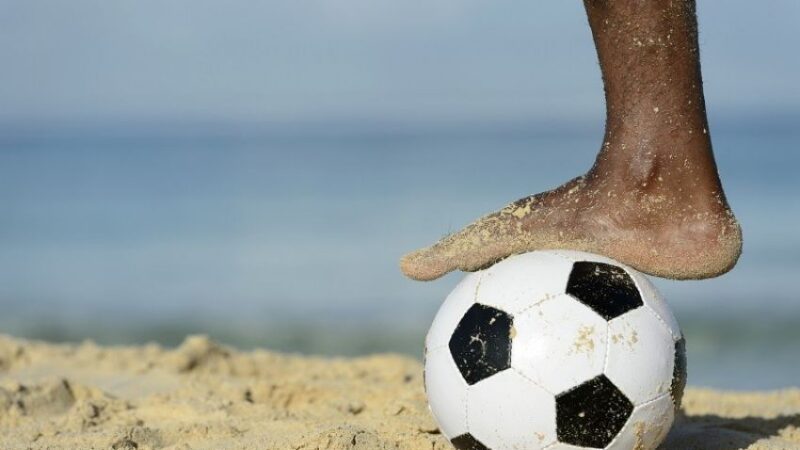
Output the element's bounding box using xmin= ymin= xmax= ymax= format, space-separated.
xmin=1 ymin=0 xmax=798 ymax=390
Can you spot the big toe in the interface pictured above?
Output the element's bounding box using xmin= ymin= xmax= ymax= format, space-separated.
xmin=399 ymin=245 xmax=453 ymax=281
xmin=401 ymin=209 xmax=521 ymax=280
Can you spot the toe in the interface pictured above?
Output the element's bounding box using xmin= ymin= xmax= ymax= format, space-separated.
xmin=400 ymin=211 xmax=516 ymax=281
xmin=399 ymin=244 xmax=453 ymax=281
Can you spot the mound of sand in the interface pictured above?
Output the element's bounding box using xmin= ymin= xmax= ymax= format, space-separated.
xmin=0 ymin=334 xmax=797 ymax=450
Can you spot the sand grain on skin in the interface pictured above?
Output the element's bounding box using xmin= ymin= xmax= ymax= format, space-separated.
xmin=0 ymin=334 xmax=797 ymax=450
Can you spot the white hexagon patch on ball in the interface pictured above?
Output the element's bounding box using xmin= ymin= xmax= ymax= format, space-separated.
xmin=424 ymin=250 xmax=686 ymax=450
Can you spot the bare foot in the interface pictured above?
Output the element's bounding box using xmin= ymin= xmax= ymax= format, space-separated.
xmin=400 ymin=0 xmax=742 ymax=281
xmin=400 ymin=164 xmax=742 ymax=281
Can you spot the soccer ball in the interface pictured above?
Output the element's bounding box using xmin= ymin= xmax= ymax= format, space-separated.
xmin=424 ymin=250 xmax=686 ymax=450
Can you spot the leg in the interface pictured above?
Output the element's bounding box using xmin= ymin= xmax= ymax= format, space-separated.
xmin=401 ymin=0 xmax=741 ymax=281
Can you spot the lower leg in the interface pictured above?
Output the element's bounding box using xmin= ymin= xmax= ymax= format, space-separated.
xmin=586 ymin=0 xmax=724 ymax=197
xmin=400 ymin=0 xmax=741 ymax=281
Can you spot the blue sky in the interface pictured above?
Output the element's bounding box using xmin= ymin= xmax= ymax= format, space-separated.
xmin=0 ymin=0 xmax=798 ymax=123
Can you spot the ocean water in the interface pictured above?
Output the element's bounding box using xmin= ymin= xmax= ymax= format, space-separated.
xmin=0 ymin=118 xmax=798 ymax=390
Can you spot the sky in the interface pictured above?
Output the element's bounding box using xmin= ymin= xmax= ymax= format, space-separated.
xmin=0 ymin=0 xmax=798 ymax=124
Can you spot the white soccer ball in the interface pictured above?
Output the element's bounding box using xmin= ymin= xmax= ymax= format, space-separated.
xmin=424 ymin=250 xmax=686 ymax=450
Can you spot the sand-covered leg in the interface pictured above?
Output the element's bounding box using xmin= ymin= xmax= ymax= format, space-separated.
xmin=401 ymin=0 xmax=742 ymax=281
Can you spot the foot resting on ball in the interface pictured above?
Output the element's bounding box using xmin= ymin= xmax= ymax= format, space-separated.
xmin=400 ymin=0 xmax=743 ymax=282
xmin=400 ymin=163 xmax=742 ymax=281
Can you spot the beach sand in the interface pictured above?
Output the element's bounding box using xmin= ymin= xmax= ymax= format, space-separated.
xmin=0 ymin=334 xmax=797 ymax=450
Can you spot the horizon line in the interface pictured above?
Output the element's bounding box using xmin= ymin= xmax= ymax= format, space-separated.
xmin=0 ymin=109 xmax=797 ymax=141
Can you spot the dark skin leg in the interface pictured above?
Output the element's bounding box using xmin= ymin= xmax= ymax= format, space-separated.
xmin=401 ymin=0 xmax=742 ymax=281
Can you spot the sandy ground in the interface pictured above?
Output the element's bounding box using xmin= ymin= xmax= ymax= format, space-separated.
xmin=0 ymin=335 xmax=797 ymax=450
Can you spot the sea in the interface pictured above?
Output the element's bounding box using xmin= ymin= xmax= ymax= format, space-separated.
xmin=0 ymin=115 xmax=798 ymax=390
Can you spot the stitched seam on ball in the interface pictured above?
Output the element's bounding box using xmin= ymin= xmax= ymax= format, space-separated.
xmin=516 ymin=292 xmax=558 ymax=315
xmin=643 ymin=302 xmax=680 ymax=342
xmin=548 ymin=250 xmax=577 ymax=264
xmin=463 ymin=383 xmax=470 ymax=436
xmin=639 ymin=391 xmax=671 ymax=408
xmin=603 ymin=320 xmax=612 ymax=374
xmin=510 ymin=366 xmax=554 ymax=396
xmin=603 ymin=392 xmax=671 ymax=449
xmin=637 ymin=390 xmax=673 ymax=414
xmin=629 ymin=272 xmax=680 ymax=341
xmin=472 ymin=271 xmax=484 ymax=303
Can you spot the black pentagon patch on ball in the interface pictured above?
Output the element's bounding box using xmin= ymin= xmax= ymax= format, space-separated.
xmin=671 ymin=337 xmax=687 ymax=411
xmin=448 ymin=303 xmax=513 ymax=385
xmin=556 ymin=374 xmax=634 ymax=448
xmin=451 ymin=433 xmax=490 ymax=450
xmin=566 ymin=261 xmax=644 ymax=320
